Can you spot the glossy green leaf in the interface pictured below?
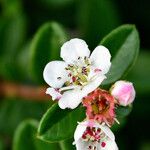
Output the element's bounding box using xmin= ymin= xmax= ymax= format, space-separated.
xmin=111 ymin=117 xmax=127 ymax=132
xmin=30 ymin=22 xmax=68 ymax=84
xmin=59 ymin=138 xmax=75 ymax=150
xmin=101 ymin=25 xmax=140 ymax=86
xmin=115 ymin=105 xmax=132 ymax=118
xmin=38 ymin=103 xmax=85 ymax=142
xmin=77 ymin=0 xmax=121 ymax=48
xmin=13 ymin=119 xmax=60 ymax=150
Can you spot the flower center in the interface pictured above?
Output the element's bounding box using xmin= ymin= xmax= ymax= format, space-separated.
xmin=65 ymin=57 xmax=91 ymax=86
xmin=81 ymin=126 xmax=106 ymax=149
xmin=91 ymin=96 xmax=110 ymax=115
xmin=82 ymin=89 xmax=115 ymax=125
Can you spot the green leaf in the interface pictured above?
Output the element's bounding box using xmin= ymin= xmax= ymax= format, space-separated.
xmin=77 ymin=0 xmax=121 ymax=48
xmin=14 ymin=41 xmax=32 ymax=82
xmin=30 ymin=22 xmax=68 ymax=84
xmin=0 ymin=99 xmax=51 ymax=136
xmin=0 ymin=0 xmax=23 ymax=17
xmin=13 ymin=119 xmax=60 ymax=150
xmin=115 ymin=105 xmax=132 ymax=118
xmin=111 ymin=117 xmax=127 ymax=132
xmin=0 ymin=15 xmax=27 ymax=81
xmin=39 ymin=0 xmax=74 ymax=7
xmin=38 ymin=103 xmax=85 ymax=142
xmin=101 ymin=24 xmax=140 ymax=86
xmin=59 ymin=138 xmax=75 ymax=150
xmin=0 ymin=138 xmax=5 ymax=150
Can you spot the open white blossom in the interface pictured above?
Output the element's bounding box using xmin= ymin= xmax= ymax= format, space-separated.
xmin=73 ymin=120 xmax=118 ymax=150
xmin=43 ymin=38 xmax=111 ymax=109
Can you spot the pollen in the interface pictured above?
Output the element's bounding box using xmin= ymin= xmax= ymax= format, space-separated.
xmin=65 ymin=57 xmax=91 ymax=86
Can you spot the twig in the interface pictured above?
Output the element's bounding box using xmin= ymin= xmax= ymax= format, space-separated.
xmin=0 ymin=81 xmax=50 ymax=101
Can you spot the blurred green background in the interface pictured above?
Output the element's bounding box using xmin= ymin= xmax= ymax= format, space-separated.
xmin=0 ymin=0 xmax=150 ymax=150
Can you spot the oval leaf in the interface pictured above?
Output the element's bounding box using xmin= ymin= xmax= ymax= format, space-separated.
xmin=115 ymin=105 xmax=132 ymax=118
xmin=100 ymin=24 xmax=140 ymax=85
xmin=30 ymin=22 xmax=68 ymax=84
xmin=38 ymin=103 xmax=85 ymax=142
xmin=13 ymin=119 xmax=60 ymax=150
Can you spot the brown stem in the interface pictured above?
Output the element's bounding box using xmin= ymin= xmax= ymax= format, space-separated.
xmin=0 ymin=81 xmax=50 ymax=101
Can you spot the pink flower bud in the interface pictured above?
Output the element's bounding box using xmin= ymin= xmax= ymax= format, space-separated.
xmin=111 ymin=81 xmax=135 ymax=106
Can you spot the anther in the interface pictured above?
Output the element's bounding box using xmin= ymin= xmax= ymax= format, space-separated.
xmin=57 ymin=77 xmax=62 ymax=80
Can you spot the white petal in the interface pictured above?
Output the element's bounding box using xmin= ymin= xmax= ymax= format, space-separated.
xmin=43 ymin=61 xmax=68 ymax=88
xmin=61 ymin=38 xmax=90 ymax=63
xmin=104 ymin=139 xmax=118 ymax=150
xmin=75 ymin=140 xmax=89 ymax=150
xmin=90 ymin=45 xmax=111 ymax=74
xmin=46 ymin=88 xmax=62 ymax=100
xmin=58 ymin=89 xmax=84 ymax=109
xmin=74 ymin=122 xmax=87 ymax=143
xmin=97 ymin=124 xmax=115 ymax=141
xmin=60 ymin=75 xmax=106 ymax=110
xmin=82 ymin=75 xmax=106 ymax=96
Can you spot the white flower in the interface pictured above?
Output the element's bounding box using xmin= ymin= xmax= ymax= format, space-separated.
xmin=43 ymin=38 xmax=111 ymax=109
xmin=73 ymin=120 xmax=118 ymax=150
xmin=111 ymin=80 xmax=135 ymax=106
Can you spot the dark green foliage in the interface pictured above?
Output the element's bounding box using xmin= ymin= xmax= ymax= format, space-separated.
xmin=101 ymin=25 xmax=140 ymax=86
xmin=115 ymin=105 xmax=132 ymax=118
xmin=38 ymin=103 xmax=85 ymax=142
xmin=0 ymin=99 xmax=51 ymax=136
xmin=13 ymin=119 xmax=60 ymax=150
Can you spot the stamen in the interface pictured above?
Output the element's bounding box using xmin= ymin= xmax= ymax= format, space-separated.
xmin=72 ymin=76 xmax=76 ymax=82
xmin=101 ymin=142 xmax=106 ymax=147
xmin=94 ymin=68 xmax=101 ymax=73
xmin=57 ymin=77 xmax=62 ymax=80
xmin=65 ymin=57 xmax=91 ymax=86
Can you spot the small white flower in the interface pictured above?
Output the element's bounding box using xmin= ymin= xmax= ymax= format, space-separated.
xmin=73 ymin=120 xmax=118 ymax=150
xmin=111 ymin=80 xmax=135 ymax=106
xmin=43 ymin=38 xmax=111 ymax=109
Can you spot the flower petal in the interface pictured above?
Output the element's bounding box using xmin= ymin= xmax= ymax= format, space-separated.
xmin=75 ymin=140 xmax=89 ymax=150
xmin=97 ymin=124 xmax=115 ymax=141
xmin=58 ymin=89 xmax=84 ymax=109
xmin=104 ymin=139 xmax=118 ymax=150
xmin=82 ymin=75 xmax=106 ymax=96
xmin=90 ymin=45 xmax=111 ymax=74
xmin=61 ymin=38 xmax=90 ymax=63
xmin=46 ymin=88 xmax=62 ymax=100
xmin=74 ymin=122 xmax=87 ymax=143
xmin=43 ymin=61 xmax=68 ymax=88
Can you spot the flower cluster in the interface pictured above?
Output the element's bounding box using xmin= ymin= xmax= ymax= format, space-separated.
xmin=43 ymin=38 xmax=136 ymax=150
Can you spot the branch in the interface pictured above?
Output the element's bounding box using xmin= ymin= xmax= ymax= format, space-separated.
xmin=0 ymin=81 xmax=50 ymax=101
